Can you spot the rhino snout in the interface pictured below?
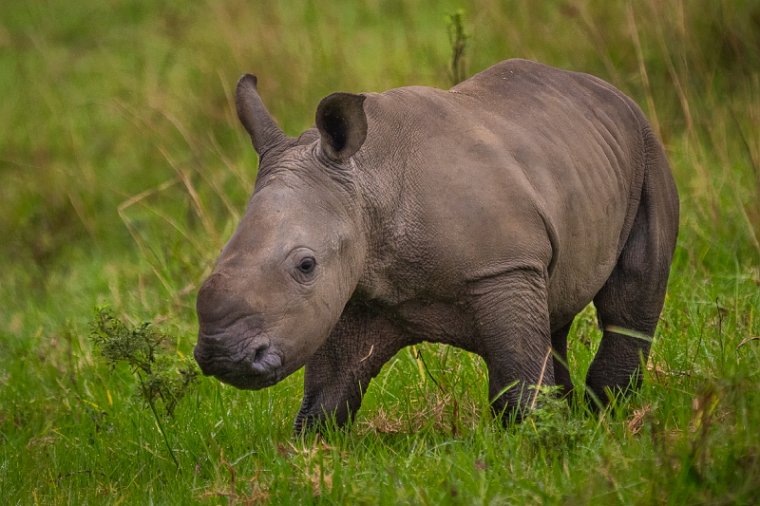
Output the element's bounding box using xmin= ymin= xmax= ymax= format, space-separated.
xmin=194 ymin=336 xmax=283 ymax=390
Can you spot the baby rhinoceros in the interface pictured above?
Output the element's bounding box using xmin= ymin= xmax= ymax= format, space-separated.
xmin=194 ymin=59 xmax=679 ymax=432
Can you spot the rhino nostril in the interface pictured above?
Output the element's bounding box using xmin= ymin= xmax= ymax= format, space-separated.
xmin=250 ymin=343 xmax=282 ymax=373
xmin=252 ymin=344 xmax=269 ymax=365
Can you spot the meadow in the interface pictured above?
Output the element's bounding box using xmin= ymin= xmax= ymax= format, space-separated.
xmin=1 ymin=0 xmax=759 ymax=503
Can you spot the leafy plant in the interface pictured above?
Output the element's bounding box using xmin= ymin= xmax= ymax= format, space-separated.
xmin=90 ymin=307 xmax=198 ymax=418
xmin=90 ymin=306 xmax=200 ymax=466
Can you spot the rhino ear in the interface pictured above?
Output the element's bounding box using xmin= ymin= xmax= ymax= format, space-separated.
xmin=316 ymin=93 xmax=367 ymax=163
xmin=236 ymin=74 xmax=288 ymax=155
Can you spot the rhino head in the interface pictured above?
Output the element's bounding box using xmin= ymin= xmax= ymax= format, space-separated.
xmin=194 ymin=75 xmax=369 ymax=390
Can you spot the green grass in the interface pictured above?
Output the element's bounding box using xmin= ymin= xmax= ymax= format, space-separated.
xmin=2 ymin=0 xmax=760 ymax=503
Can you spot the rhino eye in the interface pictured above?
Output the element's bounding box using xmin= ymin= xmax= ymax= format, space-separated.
xmin=297 ymin=256 xmax=316 ymax=275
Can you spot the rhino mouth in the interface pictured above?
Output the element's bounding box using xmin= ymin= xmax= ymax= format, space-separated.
xmin=213 ymin=363 xmax=283 ymax=390
xmin=194 ymin=330 xmax=287 ymax=390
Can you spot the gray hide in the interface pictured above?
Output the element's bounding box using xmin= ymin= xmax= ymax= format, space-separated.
xmin=194 ymin=59 xmax=679 ymax=432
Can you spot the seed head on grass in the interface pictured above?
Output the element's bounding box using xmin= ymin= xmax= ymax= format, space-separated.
xmin=446 ymin=10 xmax=469 ymax=86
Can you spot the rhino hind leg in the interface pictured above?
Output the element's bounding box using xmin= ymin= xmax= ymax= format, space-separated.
xmin=551 ymin=321 xmax=574 ymax=398
xmin=587 ymin=140 xmax=678 ymax=408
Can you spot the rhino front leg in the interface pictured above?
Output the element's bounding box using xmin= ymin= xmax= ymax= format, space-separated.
xmin=294 ymin=304 xmax=407 ymax=434
xmin=469 ymin=268 xmax=554 ymax=424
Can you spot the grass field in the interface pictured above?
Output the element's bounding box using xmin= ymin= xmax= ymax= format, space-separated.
xmin=2 ymin=0 xmax=759 ymax=503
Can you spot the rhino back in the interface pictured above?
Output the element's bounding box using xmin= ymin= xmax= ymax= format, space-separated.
xmin=358 ymin=60 xmax=649 ymax=326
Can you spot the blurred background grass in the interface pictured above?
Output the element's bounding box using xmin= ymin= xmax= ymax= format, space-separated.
xmin=1 ymin=1 xmax=757 ymax=331
xmin=1 ymin=0 xmax=759 ymax=503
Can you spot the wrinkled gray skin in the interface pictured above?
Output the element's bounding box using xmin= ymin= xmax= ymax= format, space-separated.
xmin=194 ymin=59 xmax=679 ymax=432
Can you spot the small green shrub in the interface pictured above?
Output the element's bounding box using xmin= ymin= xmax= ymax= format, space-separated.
xmin=89 ymin=306 xmax=200 ymax=467
xmin=89 ymin=307 xmax=199 ymax=419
